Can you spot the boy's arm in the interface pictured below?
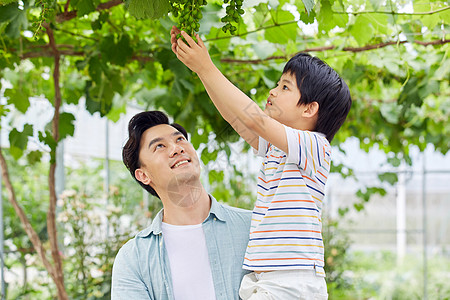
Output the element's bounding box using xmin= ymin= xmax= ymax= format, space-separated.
xmin=171 ymin=28 xmax=288 ymax=153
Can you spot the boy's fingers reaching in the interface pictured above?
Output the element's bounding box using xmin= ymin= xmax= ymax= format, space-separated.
xmin=196 ymin=33 xmax=205 ymax=48
xmin=171 ymin=42 xmax=178 ymax=54
xmin=171 ymin=25 xmax=181 ymax=36
xmin=180 ymin=31 xmax=198 ymax=48
xmin=176 ymin=38 xmax=189 ymax=55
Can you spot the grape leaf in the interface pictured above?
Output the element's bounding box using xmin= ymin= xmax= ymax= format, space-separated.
xmin=125 ymin=0 xmax=171 ymax=20
xmin=302 ymin=0 xmax=315 ymax=15
xmin=9 ymin=124 xmax=33 ymax=160
xmin=71 ymin=0 xmax=96 ymax=17
xmin=59 ymin=112 xmax=76 ymax=140
xmin=100 ymin=34 xmax=133 ymax=66
xmin=5 ymin=88 xmax=30 ymax=113
xmin=350 ymin=15 xmax=373 ymax=45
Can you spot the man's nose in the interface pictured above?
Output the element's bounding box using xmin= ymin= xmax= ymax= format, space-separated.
xmin=169 ymin=143 xmax=184 ymax=157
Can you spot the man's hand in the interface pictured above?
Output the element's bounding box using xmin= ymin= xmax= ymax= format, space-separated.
xmin=170 ymin=26 xmax=214 ymax=76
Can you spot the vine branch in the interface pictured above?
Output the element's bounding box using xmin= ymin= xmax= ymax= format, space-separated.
xmin=55 ymin=0 xmax=123 ymax=23
xmin=333 ymin=5 xmax=450 ymax=16
xmin=0 ymin=149 xmax=57 ymax=282
xmin=16 ymin=39 xmax=450 ymax=62
xmin=43 ymin=22 xmax=68 ymax=300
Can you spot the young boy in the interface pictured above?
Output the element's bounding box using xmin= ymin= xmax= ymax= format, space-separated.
xmin=171 ymin=27 xmax=351 ymax=299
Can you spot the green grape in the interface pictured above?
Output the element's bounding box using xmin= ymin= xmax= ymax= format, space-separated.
xmin=170 ymin=0 xmax=206 ymax=36
xmin=221 ymin=0 xmax=245 ymax=35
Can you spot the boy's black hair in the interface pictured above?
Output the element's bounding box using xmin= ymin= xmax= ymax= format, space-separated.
xmin=283 ymin=52 xmax=352 ymax=142
xmin=122 ymin=111 xmax=188 ymax=198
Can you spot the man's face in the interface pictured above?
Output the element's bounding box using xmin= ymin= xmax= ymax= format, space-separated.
xmin=135 ymin=124 xmax=201 ymax=197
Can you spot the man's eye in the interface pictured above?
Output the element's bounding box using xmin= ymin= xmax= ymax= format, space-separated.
xmin=177 ymin=136 xmax=185 ymax=142
xmin=283 ymin=85 xmax=288 ymax=90
xmin=155 ymin=144 xmax=164 ymax=149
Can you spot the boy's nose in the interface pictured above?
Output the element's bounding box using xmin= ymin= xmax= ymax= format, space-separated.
xmin=269 ymin=88 xmax=277 ymax=96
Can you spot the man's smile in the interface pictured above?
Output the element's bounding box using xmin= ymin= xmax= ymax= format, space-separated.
xmin=171 ymin=159 xmax=190 ymax=169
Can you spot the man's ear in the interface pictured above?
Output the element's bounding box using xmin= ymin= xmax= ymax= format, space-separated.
xmin=135 ymin=168 xmax=152 ymax=185
xmin=303 ymin=101 xmax=319 ymax=118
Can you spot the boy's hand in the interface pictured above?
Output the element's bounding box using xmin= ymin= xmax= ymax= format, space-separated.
xmin=170 ymin=26 xmax=214 ymax=76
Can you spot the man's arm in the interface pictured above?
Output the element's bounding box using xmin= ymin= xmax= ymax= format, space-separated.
xmin=111 ymin=244 xmax=153 ymax=299
xmin=170 ymin=27 xmax=288 ymax=153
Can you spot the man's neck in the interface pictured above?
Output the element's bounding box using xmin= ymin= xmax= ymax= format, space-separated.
xmin=160 ymin=185 xmax=211 ymax=225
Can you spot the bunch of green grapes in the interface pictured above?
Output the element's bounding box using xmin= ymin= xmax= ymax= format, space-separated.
xmin=170 ymin=0 xmax=207 ymax=36
xmin=221 ymin=0 xmax=245 ymax=34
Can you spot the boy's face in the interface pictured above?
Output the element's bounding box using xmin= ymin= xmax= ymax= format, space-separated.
xmin=264 ymin=72 xmax=304 ymax=127
xmin=135 ymin=124 xmax=201 ymax=195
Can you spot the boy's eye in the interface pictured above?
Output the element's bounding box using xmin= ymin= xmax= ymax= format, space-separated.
xmin=177 ymin=136 xmax=185 ymax=142
xmin=283 ymin=85 xmax=288 ymax=90
xmin=155 ymin=143 xmax=164 ymax=150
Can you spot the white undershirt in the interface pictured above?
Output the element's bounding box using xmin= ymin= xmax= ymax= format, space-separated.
xmin=161 ymin=222 xmax=216 ymax=300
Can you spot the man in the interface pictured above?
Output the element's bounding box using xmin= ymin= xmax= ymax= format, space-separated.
xmin=111 ymin=111 xmax=251 ymax=300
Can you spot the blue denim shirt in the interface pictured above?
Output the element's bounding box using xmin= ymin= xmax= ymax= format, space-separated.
xmin=111 ymin=196 xmax=252 ymax=300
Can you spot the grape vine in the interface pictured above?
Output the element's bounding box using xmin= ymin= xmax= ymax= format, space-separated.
xmin=169 ymin=0 xmax=206 ymax=36
xmin=169 ymin=0 xmax=245 ymax=36
xmin=221 ymin=0 xmax=244 ymax=34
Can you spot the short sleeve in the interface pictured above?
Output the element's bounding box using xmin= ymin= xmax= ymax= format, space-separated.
xmin=284 ymin=125 xmax=331 ymax=177
xmin=253 ymin=136 xmax=269 ymax=157
xmin=111 ymin=240 xmax=153 ymax=299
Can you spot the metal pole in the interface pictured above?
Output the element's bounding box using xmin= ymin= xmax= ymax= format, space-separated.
xmin=55 ymin=141 xmax=65 ymax=198
xmin=396 ymin=163 xmax=406 ymax=265
xmin=422 ymin=152 xmax=428 ymax=300
xmin=0 ymin=126 xmax=5 ymax=299
xmin=104 ymin=119 xmax=110 ymax=237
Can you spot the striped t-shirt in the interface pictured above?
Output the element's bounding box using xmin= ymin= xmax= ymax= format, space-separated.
xmin=243 ymin=125 xmax=331 ymax=277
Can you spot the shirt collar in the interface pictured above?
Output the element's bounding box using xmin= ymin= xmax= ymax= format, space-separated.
xmin=136 ymin=194 xmax=226 ymax=238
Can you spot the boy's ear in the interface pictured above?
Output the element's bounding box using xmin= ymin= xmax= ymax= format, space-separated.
xmin=303 ymin=101 xmax=319 ymax=118
xmin=135 ymin=168 xmax=152 ymax=185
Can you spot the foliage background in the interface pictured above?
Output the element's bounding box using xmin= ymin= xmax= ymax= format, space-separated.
xmin=0 ymin=0 xmax=449 ymax=298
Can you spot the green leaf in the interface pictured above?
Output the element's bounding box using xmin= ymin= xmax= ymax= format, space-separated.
xmin=38 ymin=130 xmax=57 ymax=163
xmin=91 ymin=12 xmax=108 ymax=30
xmin=433 ymin=59 xmax=450 ymax=80
xmin=387 ymin=156 xmax=401 ymax=167
xmin=125 ymin=0 xmax=171 ymax=20
xmin=378 ymin=172 xmax=398 ymax=185
xmin=100 ymin=34 xmax=133 ymax=66
xmin=201 ymin=148 xmax=218 ymax=165
xmin=302 ymin=0 xmax=315 ymax=15
xmin=85 ymin=79 xmax=114 ymax=117
xmin=155 ymin=48 xmax=190 ymax=78
xmin=4 ymin=6 xmax=27 ymax=38
xmin=0 ymin=105 xmax=10 ymax=123
xmin=264 ymin=10 xmax=297 ymax=44
xmin=317 ymin=0 xmax=333 ymax=32
xmin=350 ymin=15 xmax=373 ymax=45
xmin=27 ymin=150 xmax=43 ymax=165
xmin=72 ymin=0 xmax=96 ymax=16
xmin=5 ymin=88 xmax=30 ymax=113
xmin=88 ymin=56 xmax=103 ymax=84
xmin=0 ymin=2 xmax=20 ymax=23
xmin=9 ymin=124 xmax=33 ymax=160
xmin=399 ymin=77 xmax=422 ymax=108
xmin=106 ymin=102 xmax=126 ymax=122
xmin=300 ymin=9 xmax=316 ymax=24
xmin=59 ymin=112 xmax=76 ymax=140
xmin=379 ymin=102 xmax=402 ymax=124
xmin=209 ymin=170 xmax=224 ymax=185
xmin=62 ymin=73 xmax=84 ymax=105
